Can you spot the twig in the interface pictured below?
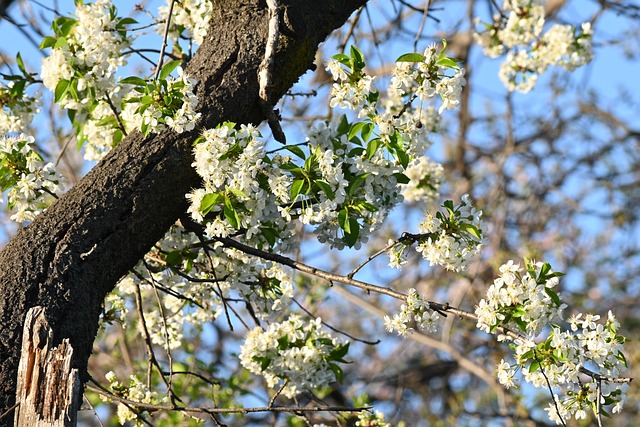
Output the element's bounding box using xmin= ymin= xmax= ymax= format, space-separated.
xmin=0 ymin=402 xmax=19 ymax=421
xmin=211 ymin=235 xmax=633 ymax=386
xmin=145 ymin=263 xmax=180 ymax=406
xmin=83 ymin=394 xmax=106 ymax=427
xmin=154 ymin=0 xmax=175 ymax=81
xmin=104 ymin=92 xmax=128 ymax=137
xmin=533 ymin=349 xmax=567 ymax=427
xmin=347 ymin=239 xmax=399 ymax=279
xmin=596 ymin=379 xmax=603 ymax=427
xmin=337 ymin=6 xmax=364 ymax=53
xmin=258 ymin=0 xmax=286 ymax=144
xmin=414 ymin=0 xmax=432 ymax=52
xmin=292 ymin=297 xmax=380 ymax=345
xmin=86 ymin=383 xmax=368 ymax=415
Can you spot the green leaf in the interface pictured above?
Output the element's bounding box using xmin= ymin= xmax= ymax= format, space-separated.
xmin=528 ymin=360 xmax=541 ymax=373
xmin=347 ymin=173 xmax=368 ymax=197
xmin=118 ymin=17 xmax=138 ymax=26
xmin=459 ymin=222 xmax=481 ymax=240
xmin=544 ymin=288 xmax=562 ymax=307
xmin=279 ymin=163 xmax=302 ymax=173
xmin=159 ymin=60 xmax=181 ymax=80
xmin=396 ymin=52 xmax=426 ymax=62
xmin=361 ymin=122 xmax=374 ymax=141
xmin=315 ymin=180 xmax=335 ymax=200
xmin=329 ymin=362 xmax=344 ymax=382
xmin=366 ymin=138 xmax=380 ymax=159
xmin=261 ymin=227 xmax=279 ymax=247
xmin=348 ymin=122 xmax=366 ymax=142
xmin=338 ymin=207 xmax=349 ymax=232
xmin=277 ymin=335 xmax=289 ymax=349
xmin=39 ymin=36 xmax=57 ymax=50
xmin=290 ymin=179 xmax=305 ymax=200
xmin=54 ymin=79 xmax=70 ymax=103
xmin=358 ymin=201 xmax=378 ymax=212
xmin=284 ymin=145 xmax=306 ymax=159
xmin=330 ymin=342 xmax=350 ymax=361
xmin=348 ymin=147 xmax=365 ymax=157
xmin=254 ymin=356 xmax=272 ymax=371
xmin=229 ymin=187 xmax=249 ymax=200
xmin=59 ymin=17 xmax=78 ymax=37
xmin=436 ymin=57 xmax=459 ymax=69
xmin=395 ymin=145 xmax=409 ymax=168
xmin=443 ymin=199 xmax=455 ymax=213
xmin=16 ymin=53 xmax=26 ymax=75
xmin=344 ymin=218 xmax=360 ymax=247
xmin=165 ymin=250 xmax=183 ymax=266
xmin=53 ymin=36 xmax=69 ymax=49
xmin=10 ymin=79 xmax=25 ymax=99
xmin=200 ymin=193 xmax=221 ymax=215
xmin=337 ymin=115 xmax=350 ymax=135
xmin=331 ymin=53 xmax=350 ymax=66
xmin=349 ymin=45 xmax=365 ymax=71
xmin=393 ymin=172 xmax=410 ymax=184
xmin=223 ymin=200 xmax=240 ymax=229
xmin=120 ymin=76 xmax=147 ymax=86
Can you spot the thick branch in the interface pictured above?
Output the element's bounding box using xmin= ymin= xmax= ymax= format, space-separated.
xmin=0 ymin=0 xmax=366 ymax=421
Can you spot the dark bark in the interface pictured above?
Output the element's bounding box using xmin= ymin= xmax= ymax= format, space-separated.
xmin=0 ymin=0 xmax=366 ymax=422
xmin=0 ymin=0 xmax=15 ymax=17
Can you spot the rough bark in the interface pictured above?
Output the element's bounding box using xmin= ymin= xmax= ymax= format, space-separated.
xmin=0 ymin=0 xmax=366 ymax=422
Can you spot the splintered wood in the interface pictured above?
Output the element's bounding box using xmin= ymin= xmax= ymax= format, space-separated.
xmin=14 ymin=307 xmax=80 ymax=427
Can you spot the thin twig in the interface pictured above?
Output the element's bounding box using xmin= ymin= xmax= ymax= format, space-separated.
xmin=154 ymin=0 xmax=175 ymax=81
xmin=145 ymin=263 xmax=180 ymax=405
xmin=86 ymin=383 xmax=368 ymax=414
xmin=533 ymin=349 xmax=567 ymax=427
xmin=292 ymin=297 xmax=380 ymax=345
xmin=104 ymin=92 xmax=128 ymax=137
xmin=83 ymin=394 xmax=106 ymax=427
xmin=596 ymin=379 xmax=603 ymax=427
xmin=413 ymin=0 xmax=432 ymax=52
xmin=211 ymin=235 xmax=633 ymax=385
xmin=0 ymin=402 xmax=19 ymax=422
xmin=347 ymin=239 xmax=399 ymax=279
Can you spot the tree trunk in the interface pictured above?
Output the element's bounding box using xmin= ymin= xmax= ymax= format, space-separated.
xmin=0 ymin=0 xmax=366 ymax=423
xmin=13 ymin=307 xmax=80 ymax=427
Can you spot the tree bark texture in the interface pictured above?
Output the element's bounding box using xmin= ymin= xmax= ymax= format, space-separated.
xmin=0 ymin=0 xmax=366 ymax=422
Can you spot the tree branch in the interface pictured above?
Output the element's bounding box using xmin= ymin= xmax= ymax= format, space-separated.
xmin=0 ymin=0 xmax=367 ymax=420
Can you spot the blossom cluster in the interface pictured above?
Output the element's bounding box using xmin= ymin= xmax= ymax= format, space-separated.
xmin=387 ymin=46 xmax=466 ymax=114
xmin=239 ymin=315 xmax=349 ymax=398
xmin=0 ymin=134 xmax=66 ymax=222
xmin=383 ymin=288 xmax=441 ymax=336
xmin=0 ymin=81 xmax=42 ymax=134
xmin=474 ymin=0 xmax=593 ymax=92
xmin=110 ymin=224 xmax=296 ymax=351
xmin=40 ymin=0 xmax=134 ymax=160
xmin=476 ymin=260 xmax=629 ymax=424
xmin=401 ymin=155 xmax=444 ymax=204
xmin=39 ymin=1 xmax=201 ymax=161
xmin=414 ymin=195 xmax=487 ymax=272
xmin=187 ymin=123 xmax=294 ymax=248
xmin=158 ymin=0 xmax=213 ymax=46
xmin=122 ymin=64 xmax=202 ymax=136
xmin=105 ymin=371 xmax=165 ymax=426
xmin=186 ymin=46 xmax=462 ymax=251
xmin=475 ymin=259 xmax=566 ymax=336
